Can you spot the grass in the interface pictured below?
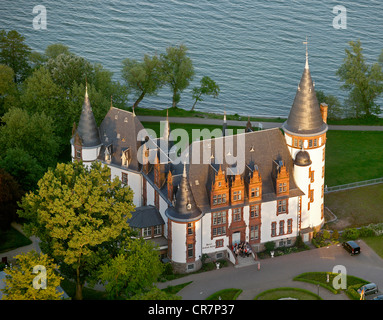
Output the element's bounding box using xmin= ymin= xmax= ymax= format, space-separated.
xmin=293 ymin=272 xmax=369 ymax=295
xmin=161 ymin=281 xmax=192 ymax=295
xmin=325 ymin=184 xmax=383 ymax=230
xmin=361 ymin=235 xmax=383 ymax=259
xmin=254 ymin=287 xmax=322 ymax=300
xmin=325 ymin=131 xmax=383 ymax=186
xmin=0 ymin=227 xmax=32 ymax=253
xmin=206 ymin=288 xmax=243 ymax=300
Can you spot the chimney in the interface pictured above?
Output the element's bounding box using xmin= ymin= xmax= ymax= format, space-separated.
xmin=320 ymin=103 xmax=328 ymax=123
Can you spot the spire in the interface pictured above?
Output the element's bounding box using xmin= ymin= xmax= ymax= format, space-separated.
xmin=282 ymin=40 xmax=328 ymax=136
xmin=303 ymin=36 xmax=309 ymax=70
xmin=75 ymin=83 xmax=101 ymax=147
xmin=222 ymin=107 xmax=227 ymax=137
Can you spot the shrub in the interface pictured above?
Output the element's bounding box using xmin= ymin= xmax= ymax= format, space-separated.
xmin=332 ymin=230 xmax=339 ymax=240
xmin=342 ymin=228 xmax=359 ymax=240
xmin=323 ymin=230 xmax=331 ymax=240
xmin=264 ymin=241 xmax=275 ymax=253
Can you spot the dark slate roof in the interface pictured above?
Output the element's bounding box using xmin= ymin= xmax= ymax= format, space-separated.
xmin=128 ymin=205 xmax=165 ymax=228
xmin=185 ymin=128 xmax=304 ymax=213
xmin=98 ymin=107 xmax=146 ymax=171
xmin=294 ymin=150 xmax=312 ymax=166
xmin=76 ymin=90 xmax=101 ymax=147
xmin=165 ymin=165 xmax=203 ymax=222
xmin=282 ymin=66 xmax=328 ymax=136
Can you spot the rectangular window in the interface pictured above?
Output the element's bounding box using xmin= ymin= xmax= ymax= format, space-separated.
xmin=187 ymin=223 xmax=193 ymax=235
xmin=154 ymin=225 xmax=162 ymax=236
xmin=216 ymin=239 xmax=224 ymax=248
xmin=309 ymin=140 xmax=312 ymax=148
xmin=121 ymin=172 xmax=128 ymax=185
xmin=294 ymin=138 xmax=298 ymax=147
xmin=213 ymin=193 xmax=227 ymax=205
xmin=298 ymin=140 xmax=302 ymax=148
xmin=287 ymin=219 xmax=293 ymax=234
xmin=279 ymin=221 xmax=284 ymax=235
xmin=277 ymin=200 xmax=287 ymax=214
xmin=233 ymin=190 xmax=242 ymax=201
xmin=213 ymin=211 xmax=227 ymax=225
xmin=76 ymin=148 xmax=81 ymax=159
xmin=314 ymin=139 xmax=317 ymax=147
xmin=271 ymin=222 xmax=277 ymax=237
xmin=143 ymin=227 xmax=151 ymax=238
xmin=187 ymin=244 xmax=193 ymax=258
xmin=213 ymin=226 xmax=226 ymax=237
xmin=250 ymin=205 xmax=260 ymax=218
xmin=233 ymin=208 xmax=242 ymax=222
xmin=250 ymin=225 xmax=259 ymax=240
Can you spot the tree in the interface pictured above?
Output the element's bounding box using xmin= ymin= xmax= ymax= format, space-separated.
xmin=129 ymin=287 xmax=181 ymax=300
xmin=191 ymin=76 xmax=220 ymax=111
xmin=336 ymin=40 xmax=383 ymax=118
xmin=0 ymin=168 xmax=24 ymax=230
xmin=98 ymin=237 xmax=163 ymax=299
xmin=45 ymin=43 xmax=71 ymax=60
xmin=18 ymin=161 xmax=135 ymax=300
xmin=122 ymin=54 xmax=164 ymax=109
xmin=0 ymin=64 xmax=18 ymax=115
xmin=0 ymin=107 xmax=60 ymax=170
xmin=160 ymin=44 xmax=194 ymax=108
xmin=1 ymin=251 xmax=64 ymax=300
xmin=0 ymin=30 xmax=31 ymax=83
xmin=316 ymin=90 xmax=344 ymax=120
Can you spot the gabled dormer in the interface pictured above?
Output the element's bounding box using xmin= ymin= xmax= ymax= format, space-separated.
xmin=153 ymin=153 xmax=166 ymax=189
xmin=210 ymin=165 xmax=229 ymax=208
xmin=248 ymin=165 xmax=262 ymax=202
xmin=230 ymin=173 xmax=244 ymax=205
xmin=274 ymin=160 xmax=289 ymax=197
xmin=121 ymin=148 xmax=131 ymax=167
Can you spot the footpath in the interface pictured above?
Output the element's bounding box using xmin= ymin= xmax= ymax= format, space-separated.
xmin=137 ymin=115 xmax=383 ymax=131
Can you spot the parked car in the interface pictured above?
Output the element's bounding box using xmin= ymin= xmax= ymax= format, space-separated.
xmin=342 ymin=240 xmax=361 ymax=255
xmin=357 ymin=283 xmax=379 ymax=296
xmin=373 ymin=295 xmax=383 ymax=300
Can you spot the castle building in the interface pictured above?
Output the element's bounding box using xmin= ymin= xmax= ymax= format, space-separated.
xmin=70 ymin=52 xmax=328 ymax=273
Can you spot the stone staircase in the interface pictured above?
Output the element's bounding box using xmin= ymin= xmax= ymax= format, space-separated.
xmin=234 ymin=255 xmax=259 ymax=268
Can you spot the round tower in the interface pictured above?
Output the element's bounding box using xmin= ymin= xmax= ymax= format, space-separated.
xmin=165 ymin=164 xmax=203 ymax=273
xmin=282 ymin=42 xmax=328 ymax=233
xmin=70 ymin=85 xmax=102 ymax=167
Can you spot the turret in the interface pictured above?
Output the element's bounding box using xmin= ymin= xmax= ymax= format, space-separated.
xmin=70 ymin=84 xmax=102 ymax=166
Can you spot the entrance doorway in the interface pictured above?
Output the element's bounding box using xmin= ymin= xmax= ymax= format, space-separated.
xmin=232 ymin=231 xmax=241 ymax=246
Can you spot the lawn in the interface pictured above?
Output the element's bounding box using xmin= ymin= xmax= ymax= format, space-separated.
xmin=0 ymin=227 xmax=32 ymax=253
xmin=361 ymin=236 xmax=383 ymax=259
xmin=254 ymin=287 xmax=321 ymax=300
xmin=206 ymin=288 xmax=243 ymax=300
xmin=325 ymin=131 xmax=383 ymax=186
xmin=324 ymin=184 xmax=383 ymax=230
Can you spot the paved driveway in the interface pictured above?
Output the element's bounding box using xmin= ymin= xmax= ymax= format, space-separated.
xmin=157 ymin=240 xmax=383 ymax=300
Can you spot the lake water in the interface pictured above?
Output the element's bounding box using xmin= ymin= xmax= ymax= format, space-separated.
xmin=2 ymin=0 xmax=383 ymax=117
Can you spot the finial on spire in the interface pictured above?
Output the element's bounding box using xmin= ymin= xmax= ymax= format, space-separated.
xmin=223 ymin=106 xmax=227 ymax=122
xmin=85 ymin=76 xmax=88 ymax=98
xmin=303 ymin=36 xmax=309 ymax=69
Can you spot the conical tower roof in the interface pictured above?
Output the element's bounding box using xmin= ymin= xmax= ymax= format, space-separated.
xmin=282 ymin=45 xmax=327 ymax=136
xmin=165 ymin=164 xmax=202 ymax=221
xmin=76 ymin=85 xmax=101 ymax=147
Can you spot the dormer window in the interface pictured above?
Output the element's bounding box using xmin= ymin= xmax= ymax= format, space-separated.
xmin=121 ymin=148 xmax=131 ymax=167
xmin=105 ymin=144 xmax=112 ymax=162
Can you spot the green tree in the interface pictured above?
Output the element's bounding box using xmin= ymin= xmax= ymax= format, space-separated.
xmin=18 ymin=161 xmax=135 ymax=300
xmin=316 ymin=90 xmax=344 ymax=120
xmin=45 ymin=43 xmax=71 ymax=60
xmin=0 ymin=30 xmax=31 ymax=83
xmin=0 ymin=64 xmax=19 ymax=115
xmin=122 ymin=54 xmax=164 ymax=108
xmin=160 ymin=44 xmax=194 ymax=108
xmin=0 ymin=148 xmax=45 ymax=192
xmin=0 ymin=168 xmax=24 ymax=230
xmin=1 ymin=251 xmax=64 ymax=300
xmin=0 ymin=107 xmax=60 ymax=170
xmin=336 ymin=40 xmax=383 ymax=118
xmin=98 ymin=238 xmax=163 ymax=299
xmin=130 ymin=287 xmax=181 ymax=300
xmin=191 ymin=76 xmax=220 ymax=111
